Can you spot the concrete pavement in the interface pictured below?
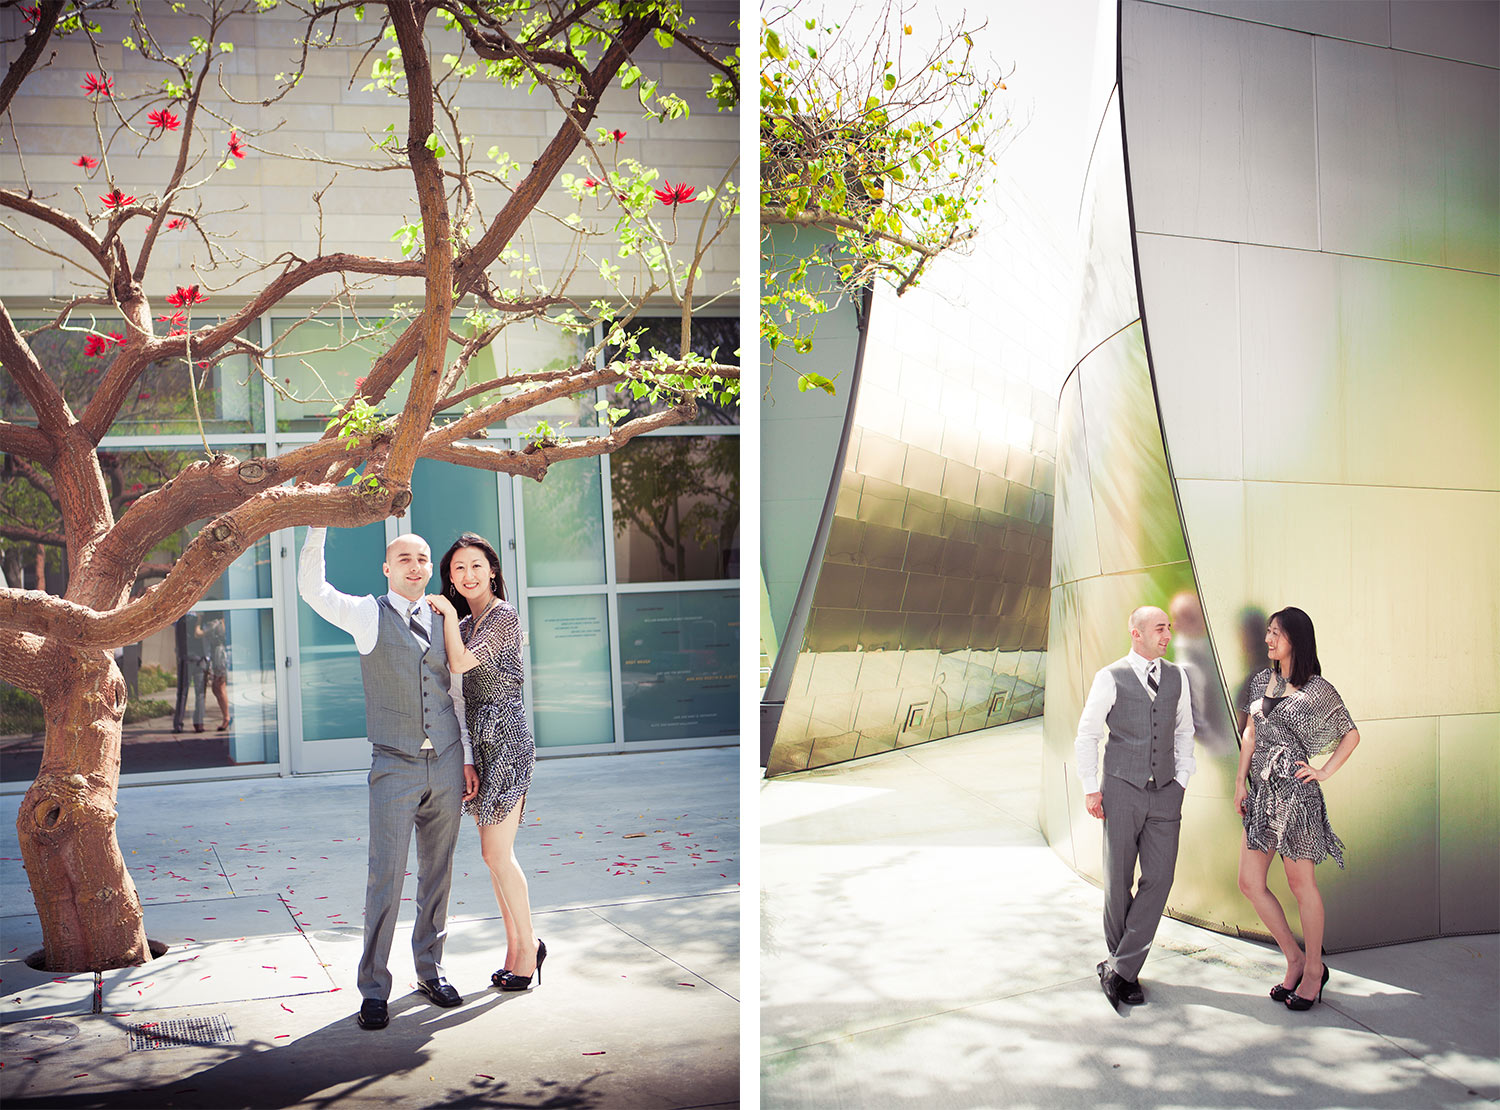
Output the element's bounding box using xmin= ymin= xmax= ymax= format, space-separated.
xmin=1 ymin=747 xmax=739 ymax=1109
xmin=761 ymin=719 xmax=1499 ymax=1109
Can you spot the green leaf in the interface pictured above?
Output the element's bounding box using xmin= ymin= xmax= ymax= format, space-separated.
xmin=765 ymin=29 xmax=787 ymax=60
xmin=883 ymin=73 xmax=896 ymax=91
xmin=797 ymin=372 xmax=836 ymax=394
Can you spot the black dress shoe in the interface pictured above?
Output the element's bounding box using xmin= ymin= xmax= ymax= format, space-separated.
xmin=416 ymin=978 xmax=463 ymax=1007
xmin=1118 ymin=976 xmax=1145 ymax=1004
xmin=356 ymin=998 xmax=388 ymax=1030
xmin=1097 ymin=961 xmax=1122 ymax=1013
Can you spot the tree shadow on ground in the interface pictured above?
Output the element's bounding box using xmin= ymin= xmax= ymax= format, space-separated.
xmin=4 ymin=990 xmax=610 ymax=1110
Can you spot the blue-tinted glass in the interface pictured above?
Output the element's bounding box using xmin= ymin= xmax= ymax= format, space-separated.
xmin=528 ymin=594 xmax=614 ymax=747
xmin=521 ymin=456 xmax=606 ymax=587
xmin=618 ymin=590 xmax=738 ymax=742
xmin=612 ymin=436 xmax=739 ymax=582
xmin=410 ymin=459 xmax=502 ymax=583
xmin=4 ymin=318 xmax=263 ymax=433
xmin=4 ymin=609 xmax=279 ymax=781
xmin=295 ymin=519 xmax=389 ymax=742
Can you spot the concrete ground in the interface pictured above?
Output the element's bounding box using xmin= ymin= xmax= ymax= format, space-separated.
xmin=761 ymin=719 xmax=1499 ymax=1109
xmin=0 ymin=748 xmax=738 ymax=1109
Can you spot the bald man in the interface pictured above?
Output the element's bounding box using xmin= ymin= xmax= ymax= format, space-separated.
xmin=299 ymin=527 xmax=479 ymax=1030
xmin=1075 ymin=605 xmax=1195 ymax=1011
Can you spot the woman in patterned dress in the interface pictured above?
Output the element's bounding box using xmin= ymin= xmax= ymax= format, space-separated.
xmin=428 ymin=533 xmax=545 ymax=991
xmin=1234 ymin=607 xmax=1360 ymax=1010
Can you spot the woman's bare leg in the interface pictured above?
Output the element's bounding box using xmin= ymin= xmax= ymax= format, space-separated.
xmin=1282 ymin=856 xmax=1325 ymax=996
xmin=1237 ymin=841 xmax=1305 ymax=988
xmin=477 ymin=801 xmax=536 ymax=975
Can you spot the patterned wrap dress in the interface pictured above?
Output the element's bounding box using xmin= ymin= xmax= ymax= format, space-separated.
xmin=459 ymin=600 xmax=535 ymax=826
xmin=1240 ymin=669 xmax=1356 ymax=867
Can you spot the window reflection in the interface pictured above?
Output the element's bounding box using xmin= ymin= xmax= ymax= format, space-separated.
xmin=611 ymin=436 xmax=739 ymax=583
xmin=1 ymin=610 xmax=278 ymax=782
xmin=527 ymin=594 xmax=613 ymax=747
xmin=603 ymin=316 xmax=740 ymax=426
xmin=3 ymin=318 xmax=262 ymax=434
xmin=521 ymin=456 xmax=606 ymax=587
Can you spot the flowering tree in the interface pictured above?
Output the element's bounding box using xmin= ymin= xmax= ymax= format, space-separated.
xmin=760 ymin=1 xmax=1006 ymax=390
xmin=0 ymin=0 xmax=737 ymax=971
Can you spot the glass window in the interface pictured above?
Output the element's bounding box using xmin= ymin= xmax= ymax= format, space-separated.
xmin=611 ymin=435 xmax=739 ymax=583
xmin=603 ymin=315 xmax=740 ymax=426
xmin=473 ymin=317 xmax=595 ymax=429
xmin=2 ymin=608 xmax=278 ymax=782
xmin=526 ymin=594 xmax=613 ymax=747
xmin=294 ymin=519 xmax=389 ymax=742
xmin=410 ymin=459 xmax=502 ymax=582
xmin=4 ymin=318 xmax=263 ymax=434
xmin=520 ymin=456 xmax=606 ymax=587
xmin=271 ymin=314 xmax=590 ymax=432
xmin=0 ymin=446 xmax=270 ymax=600
xmin=618 ymin=590 xmax=737 ymax=742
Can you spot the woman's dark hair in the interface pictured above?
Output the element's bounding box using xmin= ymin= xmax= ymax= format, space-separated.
xmin=1269 ymin=606 xmax=1320 ymax=687
xmin=438 ymin=532 xmax=506 ymax=617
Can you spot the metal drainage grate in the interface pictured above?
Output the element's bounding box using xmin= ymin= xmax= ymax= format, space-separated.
xmin=126 ymin=1014 xmax=235 ymax=1051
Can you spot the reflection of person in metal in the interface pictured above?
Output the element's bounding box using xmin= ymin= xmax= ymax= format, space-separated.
xmin=1233 ymin=607 xmax=1269 ymax=736
xmin=1234 ymin=607 xmax=1361 ymax=1012
xmin=1075 ymin=606 xmax=1196 ymax=1011
xmin=201 ymin=616 xmax=232 ymax=731
xmin=1167 ymin=590 xmax=1233 ymax=754
xmin=171 ymin=614 xmax=208 ymax=733
xmin=428 ymin=533 xmax=545 ymax=993
xmin=299 ymin=526 xmax=480 ymax=1030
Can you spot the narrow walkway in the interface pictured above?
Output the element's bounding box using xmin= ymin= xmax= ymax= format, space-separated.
xmin=761 ymin=720 xmax=1498 ymax=1109
xmin=1 ymin=748 xmax=739 ymax=1109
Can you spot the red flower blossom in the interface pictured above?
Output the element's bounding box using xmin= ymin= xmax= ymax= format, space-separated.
xmin=166 ymin=218 xmax=184 ymax=230
xmin=156 ymin=310 xmax=188 ymax=335
xmin=74 ymin=155 xmax=99 ymax=171
xmin=147 ymin=109 xmax=181 ymax=133
xmin=653 ymin=180 xmax=696 ymax=207
xmin=83 ymin=332 xmax=126 ymax=357
xmin=20 ymin=5 xmax=40 ymax=24
xmin=583 ymin=178 xmax=602 ymax=189
xmin=137 ymin=392 xmax=151 ymax=401
xmin=611 ymin=129 xmax=627 ymax=142
xmin=101 ymin=188 xmax=135 ymax=209
xmin=166 ymin=285 xmax=208 ymax=307
xmin=81 ymin=73 xmax=113 ymax=98
xmin=226 ymin=131 xmax=247 ymax=159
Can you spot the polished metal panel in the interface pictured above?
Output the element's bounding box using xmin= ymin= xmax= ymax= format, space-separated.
xmin=1122 ymin=3 xmax=1319 ymax=249
xmin=766 ymin=252 xmax=1063 ymax=774
xmin=1239 ymin=245 xmax=1500 ymax=489
xmin=1132 ymin=234 xmax=1242 ymax=482
xmin=1144 ymin=0 xmax=1391 ymax=47
xmin=1310 ymin=716 xmax=1440 ymax=950
xmin=1074 ymin=92 xmax=1140 ymax=358
xmin=1390 ymin=0 xmax=1500 ymax=68
xmin=761 ymin=227 xmax=865 ymax=662
xmin=1439 ymin=714 xmax=1500 ymax=935
xmin=1316 ymin=36 xmax=1500 ymax=273
xmin=1085 ymin=0 xmax=1500 ymax=948
xmin=1078 ymin=327 xmax=1189 ymax=576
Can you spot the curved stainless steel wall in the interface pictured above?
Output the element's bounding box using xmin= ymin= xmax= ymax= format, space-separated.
xmin=1042 ymin=0 xmax=1499 ymax=949
xmin=765 ymin=224 xmax=1068 ymax=776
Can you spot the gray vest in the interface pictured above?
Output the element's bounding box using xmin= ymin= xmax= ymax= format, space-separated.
xmin=1102 ymin=658 xmax=1180 ymax=788
xmin=357 ymin=596 xmax=462 ymax=756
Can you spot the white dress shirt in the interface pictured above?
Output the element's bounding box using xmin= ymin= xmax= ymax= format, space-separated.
xmin=1073 ymin=649 xmax=1195 ymax=794
xmin=298 ymin=527 xmax=471 ymax=761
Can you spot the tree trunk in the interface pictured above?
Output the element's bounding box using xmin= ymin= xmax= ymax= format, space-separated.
xmin=15 ymin=648 xmax=150 ymax=971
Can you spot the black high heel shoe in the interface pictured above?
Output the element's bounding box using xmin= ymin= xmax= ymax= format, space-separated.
xmin=1285 ymin=964 xmax=1329 ymax=1011
xmin=497 ymin=938 xmax=546 ymax=992
xmin=489 ymin=965 xmax=511 ymax=987
xmin=1270 ymin=949 xmax=1306 ymax=1002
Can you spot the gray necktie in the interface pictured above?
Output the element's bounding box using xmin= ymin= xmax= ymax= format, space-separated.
xmin=407 ymin=602 xmax=429 ymax=646
xmin=1146 ymin=662 xmax=1159 ymax=700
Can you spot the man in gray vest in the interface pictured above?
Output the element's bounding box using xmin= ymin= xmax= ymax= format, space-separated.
xmin=1075 ymin=605 xmax=1196 ymax=1011
xmin=299 ymin=526 xmax=479 ymax=1030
